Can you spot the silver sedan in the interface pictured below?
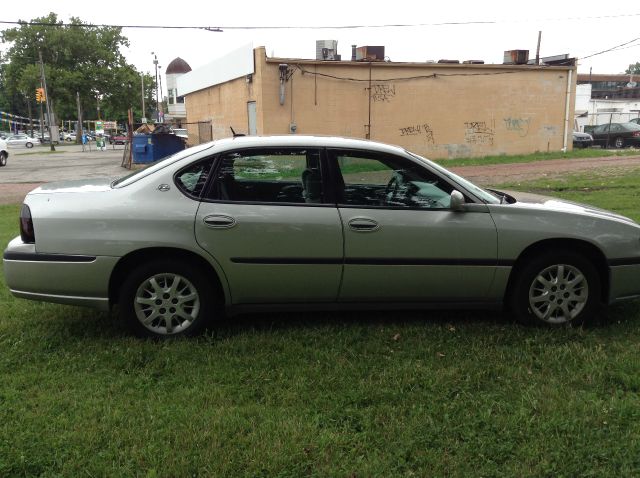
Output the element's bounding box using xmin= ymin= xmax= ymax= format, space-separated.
xmin=4 ymin=136 xmax=640 ymax=337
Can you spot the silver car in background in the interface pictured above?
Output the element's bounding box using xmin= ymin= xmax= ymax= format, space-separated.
xmin=4 ymin=136 xmax=640 ymax=338
xmin=6 ymin=133 xmax=40 ymax=148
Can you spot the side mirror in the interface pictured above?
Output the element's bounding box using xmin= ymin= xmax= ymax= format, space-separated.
xmin=450 ymin=190 xmax=465 ymax=211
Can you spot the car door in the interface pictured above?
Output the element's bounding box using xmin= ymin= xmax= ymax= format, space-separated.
xmin=328 ymin=149 xmax=498 ymax=303
xmin=193 ymin=147 xmax=343 ymax=304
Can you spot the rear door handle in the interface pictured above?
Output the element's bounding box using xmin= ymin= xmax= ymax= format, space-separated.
xmin=348 ymin=217 xmax=380 ymax=232
xmin=203 ymin=214 xmax=236 ymax=228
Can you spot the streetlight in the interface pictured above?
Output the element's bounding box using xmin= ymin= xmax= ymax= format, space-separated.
xmin=152 ymin=52 xmax=159 ymax=123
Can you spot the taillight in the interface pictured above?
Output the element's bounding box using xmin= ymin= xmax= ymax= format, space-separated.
xmin=20 ymin=204 xmax=35 ymax=243
xmin=633 ymin=131 xmax=640 ymax=137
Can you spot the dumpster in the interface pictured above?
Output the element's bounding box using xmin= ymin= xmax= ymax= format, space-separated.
xmin=132 ymin=133 xmax=185 ymax=164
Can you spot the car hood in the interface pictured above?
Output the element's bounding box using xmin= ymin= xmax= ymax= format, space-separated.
xmin=502 ymin=189 xmax=637 ymax=225
xmin=28 ymin=178 xmax=115 ymax=195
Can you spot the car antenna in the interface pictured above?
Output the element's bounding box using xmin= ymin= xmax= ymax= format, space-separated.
xmin=230 ymin=127 xmax=245 ymax=138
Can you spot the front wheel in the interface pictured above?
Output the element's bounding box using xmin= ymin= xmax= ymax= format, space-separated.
xmin=614 ymin=137 xmax=625 ymax=149
xmin=510 ymin=250 xmax=600 ymax=326
xmin=0 ymin=152 xmax=6 ymax=167
xmin=119 ymin=259 xmax=216 ymax=338
xmin=25 ymin=142 xmax=33 ymax=148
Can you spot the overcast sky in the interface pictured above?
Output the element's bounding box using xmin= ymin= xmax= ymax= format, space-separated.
xmin=2 ymin=0 xmax=639 ymax=80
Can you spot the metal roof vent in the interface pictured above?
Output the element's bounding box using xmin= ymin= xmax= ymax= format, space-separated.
xmin=316 ymin=40 xmax=339 ymax=60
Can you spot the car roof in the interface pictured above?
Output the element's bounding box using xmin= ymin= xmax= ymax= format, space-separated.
xmin=211 ymin=135 xmax=408 ymax=155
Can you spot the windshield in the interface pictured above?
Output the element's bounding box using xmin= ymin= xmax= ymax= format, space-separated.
xmin=407 ymin=151 xmax=502 ymax=204
xmin=112 ymin=141 xmax=215 ymax=188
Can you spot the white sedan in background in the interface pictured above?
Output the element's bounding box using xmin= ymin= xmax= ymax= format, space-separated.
xmin=7 ymin=134 xmax=40 ymax=148
xmin=0 ymin=138 xmax=8 ymax=166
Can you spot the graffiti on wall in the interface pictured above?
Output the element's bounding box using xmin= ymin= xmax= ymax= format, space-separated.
xmin=399 ymin=123 xmax=435 ymax=144
xmin=371 ymin=84 xmax=396 ymax=102
xmin=464 ymin=120 xmax=495 ymax=146
xmin=503 ymin=117 xmax=531 ymax=137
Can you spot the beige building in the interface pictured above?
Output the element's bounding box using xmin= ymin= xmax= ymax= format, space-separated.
xmin=179 ymin=46 xmax=577 ymax=159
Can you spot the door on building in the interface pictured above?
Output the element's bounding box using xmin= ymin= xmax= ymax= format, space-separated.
xmin=247 ymin=101 xmax=257 ymax=136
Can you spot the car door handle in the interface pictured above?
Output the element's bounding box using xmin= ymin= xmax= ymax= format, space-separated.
xmin=348 ymin=217 xmax=380 ymax=232
xmin=203 ymin=214 xmax=236 ymax=228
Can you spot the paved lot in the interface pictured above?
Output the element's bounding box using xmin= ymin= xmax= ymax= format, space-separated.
xmin=0 ymin=144 xmax=133 ymax=204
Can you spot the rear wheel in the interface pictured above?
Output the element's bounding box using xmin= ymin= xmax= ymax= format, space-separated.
xmin=614 ymin=137 xmax=625 ymax=148
xmin=510 ymin=250 xmax=600 ymax=326
xmin=25 ymin=142 xmax=33 ymax=148
xmin=119 ymin=259 xmax=216 ymax=338
xmin=0 ymin=152 xmax=6 ymax=167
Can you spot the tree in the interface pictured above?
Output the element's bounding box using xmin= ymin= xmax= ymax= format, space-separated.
xmin=626 ymin=63 xmax=640 ymax=75
xmin=0 ymin=13 xmax=155 ymax=127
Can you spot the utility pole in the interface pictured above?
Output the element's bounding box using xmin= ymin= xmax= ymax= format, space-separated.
xmin=152 ymin=52 xmax=159 ymax=122
xmin=26 ymin=94 xmax=34 ymax=138
xmin=158 ymin=65 xmax=164 ymax=123
xmin=38 ymin=50 xmax=55 ymax=151
xmin=141 ymin=74 xmax=145 ymax=120
xmin=76 ymin=91 xmax=83 ymax=145
xmin=535 ymin=31 xmax=542 ymax=65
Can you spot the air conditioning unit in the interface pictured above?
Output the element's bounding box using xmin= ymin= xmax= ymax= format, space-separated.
xmin=316 ymin=40 xmax=338 ymax=60
xmin=355 ymin=46 xmax=385 ymax=61
xmin=503 ymin=50 xmax=529 ymax=65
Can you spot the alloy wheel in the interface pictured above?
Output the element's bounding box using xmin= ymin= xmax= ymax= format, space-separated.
xmin=133 ymin=272 xmax=201 ymax=335
xmin=528 ymin=263 xmax=588 ymax=324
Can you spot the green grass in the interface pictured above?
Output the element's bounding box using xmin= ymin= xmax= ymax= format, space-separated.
xmin=435 ymin=147 xmax=639 ymax=167
xmin=2 ymin=170 xmax=640 ymax=476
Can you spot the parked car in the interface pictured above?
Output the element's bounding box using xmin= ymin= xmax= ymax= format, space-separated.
xmin=64 ymin=132 xmax=77 ymax=142
xmin=572 ymin=131 xmax=593 ymax=148
xmin=0 ymin=137 xmax=8 ymax=166
xmin=172 ymin=128 xmax=188 ymax=140
xmin=590 ymin=122 xmax=640 ymax=148
xmin=6 ymin=133 xmax=40 ymax=148
xmin=630 ymin=118 xmax=640 ymax=125
xmin=109 ymin=133 xmax=128 ymax=145
xmin=4 ymin=136 xmax=640 ymax=338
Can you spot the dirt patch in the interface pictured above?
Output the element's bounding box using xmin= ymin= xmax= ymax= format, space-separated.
xmin=450 ymin=155 xmax=640 ymax=185
xmin=0 ymin=183 xmax=43 ymax=205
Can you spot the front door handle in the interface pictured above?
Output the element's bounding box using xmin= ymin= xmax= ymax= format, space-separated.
xmin=203 ymin=214 xmax=236 ymax=228
xmin=348 ymin=217 xmax=380 ymax=232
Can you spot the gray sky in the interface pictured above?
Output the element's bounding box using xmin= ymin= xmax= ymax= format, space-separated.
xmin=3 ymin=0 xmax=640 ymax=79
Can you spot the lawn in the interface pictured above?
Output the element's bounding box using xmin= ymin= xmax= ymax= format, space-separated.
xmin=1 ymin=168 xmax=640 ymax=476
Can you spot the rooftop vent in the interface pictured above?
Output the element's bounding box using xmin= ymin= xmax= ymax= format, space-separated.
xmin=437 ymin=59 xmax=460 ymax=64
xmin=355 ymin=46 xmax=385 ymax=61
xmin=504 ymin=50 xmax=529 ymax=65
xmin=316 ymin=40 xmax=339 ymax=61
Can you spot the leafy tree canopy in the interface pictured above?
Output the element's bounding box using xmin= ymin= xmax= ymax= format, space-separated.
xmin=626 ymin=62 xmax=640 ymax=75
xmin=0 ymin=13 xmax=155 ymax=126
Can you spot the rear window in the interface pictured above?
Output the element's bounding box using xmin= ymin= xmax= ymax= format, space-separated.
xmin=112 ymin=142 xmax=214 ymax=188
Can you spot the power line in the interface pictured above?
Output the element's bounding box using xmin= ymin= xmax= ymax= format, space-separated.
xmin=581 ymin=37 xmax=640 ymax=60
xmin=0 ymin=12 xmax=639 ymax=31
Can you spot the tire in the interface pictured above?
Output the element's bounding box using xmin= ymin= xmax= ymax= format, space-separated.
xmin=614 ymin=137 xmax=625 ymax=149
xmin=118 ymin=259 xmax=216 ymax=338
xmin=510 ymin=250 xmax=600 ymax=326
xmin=25 ymin=142 xmax=33 ymax=148
xmin=0 ymin=152 xmax=6 ymax=167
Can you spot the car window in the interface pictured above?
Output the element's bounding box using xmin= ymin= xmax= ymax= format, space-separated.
xmin=207 ymin=148 xmax=324 ymax=204
xmin=330 ymin=150 xmax=455 ymax=209
xmin=174 ymin=158 xmax=215 ymax=199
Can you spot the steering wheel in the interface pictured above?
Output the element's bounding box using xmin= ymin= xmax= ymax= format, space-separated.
xmin=385 ymin=170 xmax=407 ymax=205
